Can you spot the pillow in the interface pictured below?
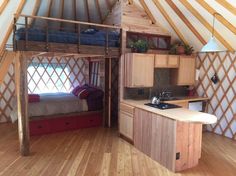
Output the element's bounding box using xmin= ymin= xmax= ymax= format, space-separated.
xmin=28 ymin=94 xmax=40 ymax=103
xmin=72 ymin=84 xmax=90 ymax=99
xmin=81 ymin=28 xmax=98 ymax=34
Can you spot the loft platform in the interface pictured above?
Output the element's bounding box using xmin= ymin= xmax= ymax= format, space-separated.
xmin=13 ymin=14 xmax=122 ymax=57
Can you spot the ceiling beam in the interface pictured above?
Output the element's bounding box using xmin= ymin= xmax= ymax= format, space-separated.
xmin=180 ymin=0 xmax=233 ymax=51
xmin=0 ymin=0 xmax=10 ymax=15
xmin=45 ymin=0 xmax=53 ymax=17
xmin=0 ymin=0 xmax=26 ymax=54
xmin=196 ymin=0 xmax=236 ymax=35
xmin=59 ymin=0 xmax=64 ymax=30
xmin=215 ymin=0 xmax=236 ymax=16
xmin=29 ymin=0 xmax=41 ymax=26
xmin=139 ymin=0 xmax=156 ymax=24
xmin=166 ymin=0 xmax=206 ymax=45
xmin=152 ymin=0 xmax=187 ymax=45
xmin=106 ymin=0 xmax=112 ymax=11
xmin=85 ymin=0 xmax=90 ymax=22
xmin=128 ymin=0 xmax=133 ymax=5
xmin=95 ymin=0 xmax=103 ymax=23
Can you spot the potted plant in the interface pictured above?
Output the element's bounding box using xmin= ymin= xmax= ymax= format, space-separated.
xmin=130 ymin=39 xmax=148 ymax=53
xmin=184 ymin=44 xmax=194 ymax=55
xmin=169 ymin=41 xmax=194 ymax=55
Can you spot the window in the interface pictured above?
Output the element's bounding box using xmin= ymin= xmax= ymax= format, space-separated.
xmin=27 ymin=62 xmax=70 ymax=93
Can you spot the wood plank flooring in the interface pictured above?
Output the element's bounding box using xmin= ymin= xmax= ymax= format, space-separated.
xmin=0 ymin=123 xmax=236 ymax=176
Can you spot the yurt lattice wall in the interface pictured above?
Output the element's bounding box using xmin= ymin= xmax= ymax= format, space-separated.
xmin=27 ymin=56 xmax=89 ymax=94
xmin=196 ymin=52 xmax=236 ymax=140
xmin=0 ymin=62 xmax=15 ymax=123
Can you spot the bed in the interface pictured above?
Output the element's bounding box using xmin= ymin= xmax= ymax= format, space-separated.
xmin=10 ymin=90 xmax=104 ymax=135
xmin=15 ymin=28 xmax=120 ymax=47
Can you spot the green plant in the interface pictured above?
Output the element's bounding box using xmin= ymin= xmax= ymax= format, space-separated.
xmin=130 ymin=39 xmax=148 ymax=53
xmin=184 ymin=44 xmax=194 ymax=55
xmin=169 ymin=41 xmax=194 ymax=55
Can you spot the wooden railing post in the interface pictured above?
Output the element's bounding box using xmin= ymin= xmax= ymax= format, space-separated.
xmin=46 ymin=25 xmax=49 ymax=52
xmin=77 ymin=24 xmax=81 ymax=53
xmin=105 ymin=28 xmax=109 ymax=55
xmin=25 ymin=17 xmax=28 ymax=50
xmin=13 ymin=17 xmax=17 ymax=51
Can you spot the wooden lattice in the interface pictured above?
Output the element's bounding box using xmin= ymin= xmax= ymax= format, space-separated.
xmin=196 ymin=52 xmax=236 ymax=140
xmin=0 ymin=62 xmax=15 ymax=123
xmin=27 ymin=56 xmax=89 ymax=93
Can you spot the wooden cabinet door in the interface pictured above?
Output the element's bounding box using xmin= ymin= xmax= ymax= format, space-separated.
xmin=155 ymin=54 xmax=168 ymax=68
xmin=171 ymin=56 xmax=195 ymax=85
xmin=119 ymin=111 xmax=133 ymax=140
xmin=125 ymin=53 xmax=154 ymax=87
xmin=178 ymin=56 xmax=195 ymax=85
xmin=168 ymin=55 xmax=179 ymax=68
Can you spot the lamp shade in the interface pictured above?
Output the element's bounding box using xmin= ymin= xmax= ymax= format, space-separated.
xmin=201 ymin=37 xmax=225 ymax=52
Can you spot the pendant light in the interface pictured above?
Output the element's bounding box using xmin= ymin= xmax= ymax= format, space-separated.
xmin=201 ymin=12 xmax=225 ymax=52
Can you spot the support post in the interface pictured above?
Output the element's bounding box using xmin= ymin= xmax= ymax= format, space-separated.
xmin=15 ymin=52 xmax=30 ymax=156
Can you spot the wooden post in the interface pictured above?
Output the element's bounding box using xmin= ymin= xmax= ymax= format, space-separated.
xmin=15 ymin=52 xmax=30 ymax=156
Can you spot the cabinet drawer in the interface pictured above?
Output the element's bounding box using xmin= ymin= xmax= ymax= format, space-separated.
xmin=168 ymin=55 xmax=179 ymax=68
xmin=155 ymin=54 xmax=168 ymax=68
xmin=119 ymin=111 xmax=133 ymax=140
xmin=30 ymin=120 xmax=50 ymax=135
xmin=120 ymin=103 xmax=134 ymax=115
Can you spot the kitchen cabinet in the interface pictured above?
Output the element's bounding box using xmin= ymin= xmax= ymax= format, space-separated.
xmin=134 ymin=108 xmax=202 ymax=172
xmin=124 ymin=53 xmax=154 ymax=87
xmin=155 ymin=54 xmax=179 ymax=68
xmin=119 ymin=103 xmax=134 ymax=141
xmin=171 ymin=56 xmax=195 ymax=85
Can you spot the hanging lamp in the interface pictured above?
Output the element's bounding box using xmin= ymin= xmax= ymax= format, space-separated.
xmin=201 ymin=12 xmax=225 ymax=52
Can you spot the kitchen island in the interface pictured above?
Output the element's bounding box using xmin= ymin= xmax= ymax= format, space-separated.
xmin=119 ymin=99 xmax=217 ymax=172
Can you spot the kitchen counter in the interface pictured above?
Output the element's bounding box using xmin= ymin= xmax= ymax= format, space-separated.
xmin=121 ymin=99 xmax=217 ymax=124
xmin=162 ymin=96 xmax=209 ymax=104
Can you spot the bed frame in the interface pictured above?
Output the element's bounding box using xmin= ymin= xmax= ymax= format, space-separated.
xmin=13 ymin=14 xmax=122 ymax=57
xmin=30 ymin=111 xmax=103 ymax=136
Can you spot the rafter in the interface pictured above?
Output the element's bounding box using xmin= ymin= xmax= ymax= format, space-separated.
xmin=139 ymin=0 xmax=156 ymax=24
xmin=152 ymin=0 xmax=187 ymax=45
xmin=0 ymin=0 xmax=9 ymax=15
xmin=0 ymin=0 xmax=26 ymax=54
xmin=59 ymin=0 xmax=64 ymax=30
xmin=128 ymin=0 xmax=133 ymax=5
xmin=215 ymin=0 xmax=236 ymax=16
xmin=166 ymin=0 xmax=206 ymax=45
xmin=180 ymin=0 xmax=233 ymax=51
xmin=196 ymin=0 xmax=236 ymax=35
xmin=45 ymin=0 xmax=53 ymax=17
xmin=95 ymin=0 xmax=103 ymax=23
xmin=106 ymin=0 xmax=112 ymax=11
xmin=85 ymin=0 xmax=90 ymax=22
xmin=29 ymin=0 xmax=41 ymax=26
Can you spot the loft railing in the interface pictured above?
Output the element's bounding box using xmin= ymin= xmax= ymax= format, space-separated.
xmin=13 ymin=14 xmax=122 ymax=55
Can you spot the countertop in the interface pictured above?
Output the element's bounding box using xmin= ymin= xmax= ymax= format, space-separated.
xmin=162 ymin=96 xmax=209 ymax=103
xmin=121 ymin=98 xmax=217 ymax=125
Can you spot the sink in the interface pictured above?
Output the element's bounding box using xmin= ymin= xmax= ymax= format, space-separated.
xmin=145 ymin=103 xmax=181 ymax=110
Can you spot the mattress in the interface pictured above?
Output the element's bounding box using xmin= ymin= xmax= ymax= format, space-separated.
xmin=10 ymin=93 xmax=88 ymax=122
xmin=15 ymin=28 xmax=120 ymax=47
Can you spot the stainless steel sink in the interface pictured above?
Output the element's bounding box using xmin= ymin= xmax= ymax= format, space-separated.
xmin=145 ymin=103 xmax=181 ymax=110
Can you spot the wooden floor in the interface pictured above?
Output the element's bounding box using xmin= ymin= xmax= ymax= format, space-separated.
xmin=0 ymin=123 xmax=236 ymax=176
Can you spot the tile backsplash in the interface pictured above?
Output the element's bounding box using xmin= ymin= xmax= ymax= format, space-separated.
xmin=124 ymin=68 xmax=188 ymax=100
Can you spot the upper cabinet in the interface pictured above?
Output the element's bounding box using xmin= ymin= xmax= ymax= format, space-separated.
xmin=171 ymin=56 xmax=196 ymax=86
xmin=155 ymin=54 xmax=179 ymax=68
xmin=124 ymin=53 xmax=154 ymax=87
